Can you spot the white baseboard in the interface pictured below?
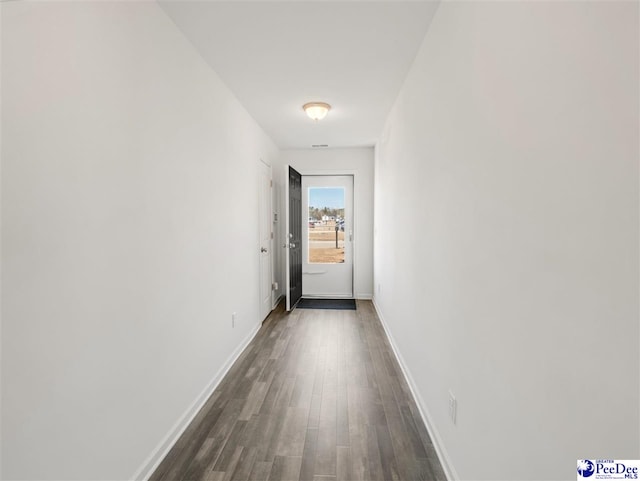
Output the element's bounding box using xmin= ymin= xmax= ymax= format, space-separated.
xmin=130 ymin=323 xmax=262 ymax=481
xmin=371 ymin=298 xmax=459 ymax=481
xmin=355 ymin=293 xmax=373 ymax=300
xmin=272 ymin=294 xmax=283 ymax=310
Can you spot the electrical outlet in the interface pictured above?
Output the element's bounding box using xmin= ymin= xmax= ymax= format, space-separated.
xmin=232 ymin=312 xmax=236 ymax=328
xmin=448 ymin=391 xmax=457 ymax=425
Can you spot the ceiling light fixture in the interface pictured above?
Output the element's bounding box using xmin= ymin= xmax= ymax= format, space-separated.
xmin=303 ymin=102 xmax=331 ymax=121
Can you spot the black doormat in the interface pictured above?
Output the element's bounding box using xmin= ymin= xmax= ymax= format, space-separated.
xmin=296 ymin=298 xmax=357 ymax=310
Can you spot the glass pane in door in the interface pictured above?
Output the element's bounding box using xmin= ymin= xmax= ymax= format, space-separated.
xmin=308 ymin=187 xmax=345 ymax=264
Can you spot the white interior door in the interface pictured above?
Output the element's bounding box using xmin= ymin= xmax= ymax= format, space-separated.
xmin=258 ymin=160 xmax=273 ymax=320
xmin=301 ymin=175 xmax=354 ymax=298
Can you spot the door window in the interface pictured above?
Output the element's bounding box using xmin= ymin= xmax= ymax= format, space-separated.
xmin=307 ymin=187 xmax=345 ymax=264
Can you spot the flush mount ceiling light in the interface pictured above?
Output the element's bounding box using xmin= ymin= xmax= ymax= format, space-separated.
xmin=303 ymin=102 xmax=331 ymax=121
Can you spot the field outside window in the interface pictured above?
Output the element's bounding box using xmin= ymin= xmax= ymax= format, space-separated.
xmin=308 ymin=187 xmax=345 ymax=264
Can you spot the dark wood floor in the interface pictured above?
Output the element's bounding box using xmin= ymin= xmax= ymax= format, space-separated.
xmin=150 ymin=300 xmax=446 ymax=481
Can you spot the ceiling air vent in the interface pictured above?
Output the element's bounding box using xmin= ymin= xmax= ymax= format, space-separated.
xmin=312 ymin=144 xmax=329 ymax=148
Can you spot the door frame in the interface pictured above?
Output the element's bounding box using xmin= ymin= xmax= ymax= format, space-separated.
xmin=286 ymin=168 xmax=359 ymax=301
xmin=302 ymin=174 xmax=354 ymax=298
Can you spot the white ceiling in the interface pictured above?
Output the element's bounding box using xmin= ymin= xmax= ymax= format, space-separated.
xmin=158 ymin=1 xmax=440 ymax=150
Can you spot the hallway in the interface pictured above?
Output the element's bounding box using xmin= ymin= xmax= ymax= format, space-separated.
xmin=150 ymin=302 xmax=446 ymax=481
xmin=3 ymin=1 xmax=638 ymax=479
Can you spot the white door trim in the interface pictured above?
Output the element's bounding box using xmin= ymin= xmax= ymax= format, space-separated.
xmin=302 ymin=175 xmax=353 ymax=298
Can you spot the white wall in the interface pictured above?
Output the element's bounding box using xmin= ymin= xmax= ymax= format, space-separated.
xmin=0 ymin=3 xmax=3 ymax=477
xmin=1 ymin=2 xmax=279 ymax=480
xmin=277 ymin=148 xmax=374 ymax=300
xmin=374 ymin=2 xmax=639 ymax=480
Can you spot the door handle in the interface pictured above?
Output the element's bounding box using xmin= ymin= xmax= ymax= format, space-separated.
xmin=261 ymin=247 xmax=268 ymax=253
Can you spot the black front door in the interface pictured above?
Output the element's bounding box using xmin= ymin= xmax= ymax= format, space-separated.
xmin=287 ymin=166 xmax=302 ymax=310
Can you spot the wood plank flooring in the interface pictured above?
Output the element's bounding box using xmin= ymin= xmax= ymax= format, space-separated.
xmin=150 ymin=301 xmax=446 ymax=481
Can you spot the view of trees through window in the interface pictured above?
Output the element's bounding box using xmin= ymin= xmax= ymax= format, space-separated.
xmin=308 ymin=187 xmax=345 ymax=264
